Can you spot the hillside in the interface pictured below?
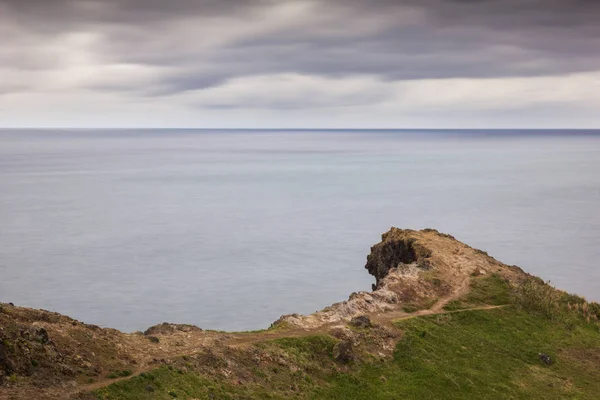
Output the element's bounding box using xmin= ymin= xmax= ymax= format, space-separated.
xmin=1 ymin=228 xmax=599 ymax=399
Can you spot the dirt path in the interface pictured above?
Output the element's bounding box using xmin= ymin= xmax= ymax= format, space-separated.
xmin=228 ymin=304 xmax=507 ymax=347
xmin=74 ymin=273 xmax=499 ymax=396
xmin=75 ymin=301 xmax=507 ymax=396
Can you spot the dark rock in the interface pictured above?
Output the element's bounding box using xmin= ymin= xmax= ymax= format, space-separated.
xmin=144 ymin=323 xmax=202 ymax=336
xmin=349 ymin=315 xmax=372 ymax=329
xmin=365 ymin=228 xmax=432 ymax=287
xmin=8 ymin=303 xmax=14 ymax=306
xmin=333 ymin=340 xmax=354 ymax=364
xmin=145 ymin=385 xmax=155 ymax=392
xmin=147 ymin=336 xmax=160 ymax=344
xmin=330 ymin=328 xmax=351 ymax=341
xmin=29 ymin=326 xmax=50 ymax=344
xmin=0 ymin=344 xmax=15 ymax=383
xmin=539 ymin=353 xmax=552 ymax=365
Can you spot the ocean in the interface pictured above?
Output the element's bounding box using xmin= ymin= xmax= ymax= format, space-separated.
xmin=1 ymin=129 xmax=599 ymax=332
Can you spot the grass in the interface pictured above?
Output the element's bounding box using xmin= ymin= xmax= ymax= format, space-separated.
xmin=317 ymin=307 xmax=600 ymax=399
xmin=230 ymin=320 xmax=292 ymax=335
xmin=403 ymin=298 xmax=438 ymax=313
xmin=92 ymin=276 xmax=600 ymax=400
xmin=94 ymin=308 xmax=600 ymax=399
xmin=272 ymin=335 xmax=337 ymax=356
xmin=94 ymin=336 xmax=338 ymax=400
xmin=95 ymin=366 xmax=239 ymax=400
xmin=444 ymin=274 xmax=512 ymax=311
xmin=106 ymin=369 xmax=133 ymax=379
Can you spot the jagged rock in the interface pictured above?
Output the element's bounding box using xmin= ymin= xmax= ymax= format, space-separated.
xmin=330 ymin=326 xmax=354 ymax=341
xmin=349 ymin=315 xmax=372 ymax=329
xmin=0 ymin=227 xmax=536 ymax=398
xmin=275 ymin=228 xmax=523 ymax=330
xmin=29 ymin=326 xmax=50 ymax=344
xmin=144 ymin=323 xmax=202 ymax=336
xmin=365 ymin=228 xmax=432 ymax=287
xmin=333 ymin=340 xmax=354 ymax=364
xmin=0 ymin=344 xmax=14 ymax=384
xmin=147 ymin=336 xmax=160 ymax=343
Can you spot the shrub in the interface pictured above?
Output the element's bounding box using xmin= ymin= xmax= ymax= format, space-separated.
xmin=107 ymin=369 xmax=132 ymax=379
xmin=515 ymin=278 xmax=600 ymax=327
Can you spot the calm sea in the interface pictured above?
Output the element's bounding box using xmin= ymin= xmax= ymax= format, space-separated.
xmin=1 ymin=129 xmax=599 ymax=332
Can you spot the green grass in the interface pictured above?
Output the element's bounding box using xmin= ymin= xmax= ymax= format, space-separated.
xmin=92 ymin=275 xmax=600 ymax=400
xmin=444 ymin=274 xmax=512 ymax=311
xmin=272 ymin=335 xmax=337 ymax=356
xmin=106 ymin=369 xmax=133 ymax=379
xmin=95 ymin=366 xmax=240 ymax=400
xmin=403 ymin=298 xmax=438 ymax=313
xmin=230 ymin=320 xmax=292 ymax=335
xmin=94 ymin=308 xmax=600 ymax=399
xmin=317 ymin=307 xmax=600 ymax=399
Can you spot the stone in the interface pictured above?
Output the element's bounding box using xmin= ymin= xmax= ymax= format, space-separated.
xmin=147 ymin=336 xmax=160 ymax=343
xmin=539 ymin=353 xmax=552 ymax=365
xmin=29 ymin=326 xmax=49 ymax=344
xmin=144 ymin=323 xmax=202 ymax=336
xmin=349 ymin=315 xmax=372 ymax=329
xmin=333 ymin=340 xmax=354 ymax=364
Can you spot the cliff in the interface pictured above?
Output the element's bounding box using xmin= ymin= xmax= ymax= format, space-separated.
xmin=1 ymin=228 xmax=599 ymax=400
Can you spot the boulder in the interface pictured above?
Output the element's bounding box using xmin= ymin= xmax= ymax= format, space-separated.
xmin=349 ymin=315 xmax=372 ymax=329
xmin=333 ymin=340 xmax=354 ymax=364
xmin=144 ymin=323 xmax=202 ymax=336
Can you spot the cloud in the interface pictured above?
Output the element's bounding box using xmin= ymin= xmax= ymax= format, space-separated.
xmin=172 ymin=71 xmax=600 ymax=111
xmin=179 ymin=73 xmax=394 ymax=109
xmin=1 ymin=0 xmax=599 ymax=126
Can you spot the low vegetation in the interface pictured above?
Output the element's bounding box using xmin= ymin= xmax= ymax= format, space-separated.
xmin=106 ymin=370 xmax=133 ymax=379
xmin=321 ymin=307 xmax=600 ymax=399
xmin=4 ymin=229 xmax=600 ymax=399
xmin=443 ymin=273 xmax=512 ymax=311
xmin=93 ymin=275 xmax=600 ymax=400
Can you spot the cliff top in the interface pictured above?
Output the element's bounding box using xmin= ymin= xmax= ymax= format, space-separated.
xmin=1 ymin=228 xmax=598 ymax=399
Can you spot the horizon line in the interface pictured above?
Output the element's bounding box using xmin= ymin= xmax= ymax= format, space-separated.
xmin=2 ymin=127 xmax=600 ymax=131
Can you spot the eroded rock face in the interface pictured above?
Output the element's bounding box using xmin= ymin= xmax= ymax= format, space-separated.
xmin=365 ymin=228 xmax=432 ymax=288
xmin=0 ymin=303 xmax=136 ymax=389
xmin=1 ymin=227 xmax=537 ymax=399
xmin=275 ymin=227 xmax=521 ymax=329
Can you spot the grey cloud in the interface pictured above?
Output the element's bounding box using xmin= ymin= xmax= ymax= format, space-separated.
xmin=2 ymin=0 xmax=600 ymax=98
xmin=2 ymin=0 xmax=264 ymax=28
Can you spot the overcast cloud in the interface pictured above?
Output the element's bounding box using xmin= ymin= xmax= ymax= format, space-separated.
xmin=1 ymin=0 xmax=599 ymax=128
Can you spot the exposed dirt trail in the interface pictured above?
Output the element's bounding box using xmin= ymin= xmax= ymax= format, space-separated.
xmin=2 ymin=228 xmax=527 ymax=400
xmin=75 ymin=302 xmax=507 ymax=396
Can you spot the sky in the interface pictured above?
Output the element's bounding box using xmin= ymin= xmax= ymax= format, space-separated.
xmin=1 ymin=0 xmax=600 ymax=128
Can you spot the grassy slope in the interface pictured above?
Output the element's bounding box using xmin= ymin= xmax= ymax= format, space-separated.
xmin=94 ymin=276 xmax=600 ymax=400
xmin=443 ymin=274 xmax=513 ymax=311
xmin=321 ymin=308 xmax=600 ymax=399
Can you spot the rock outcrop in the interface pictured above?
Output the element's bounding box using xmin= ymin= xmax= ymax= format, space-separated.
xmin=144 ymin=323 xmax=202 ymax=336
xmin=365 ymin=229 xmax=433 ymax=288
xmin=276 ymin=228 xmax=524 ymax=329
xmin=0 ymin=227 xmax=532 ymax=399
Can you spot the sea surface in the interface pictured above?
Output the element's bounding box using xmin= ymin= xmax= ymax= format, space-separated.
xmin=1 ymin=129 xmax=599 ymax=332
